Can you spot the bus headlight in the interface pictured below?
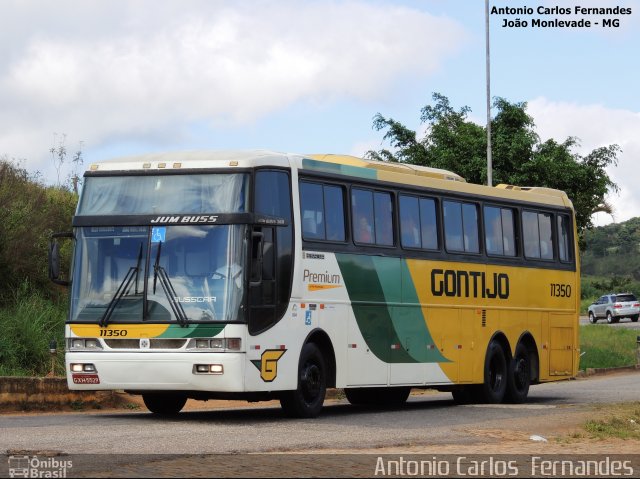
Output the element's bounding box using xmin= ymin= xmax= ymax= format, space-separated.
xmin=187 ymin=338 xmax=242 ymax=352
xmin=68 ymin=338 xmax=103 ymax=351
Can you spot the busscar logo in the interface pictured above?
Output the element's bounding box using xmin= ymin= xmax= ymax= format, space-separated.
xmin=250 ymin=349 xmax=286 ymax=382
xmin=150 ymin=215 xmax=219 ymax=224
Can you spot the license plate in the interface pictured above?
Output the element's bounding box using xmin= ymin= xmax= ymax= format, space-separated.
xmin=72 ymin=374 xmax=100 ymax=384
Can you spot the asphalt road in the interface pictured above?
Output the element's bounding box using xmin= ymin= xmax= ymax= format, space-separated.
xmin=2 ymin=371 xmax=639 ymax=456
xmin=580 ymin=315 xmax=640 ymax=329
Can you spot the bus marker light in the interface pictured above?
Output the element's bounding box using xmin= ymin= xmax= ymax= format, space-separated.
xmin=278 ymin=344 xmax=286 ymax=350
xmin=348 ymin=344 xmax=357 ymax=349
xmin=173 ymin=162 xmax=182 ymax=168
xmin=250 ymin=345 xmax=261 ymax=350
xmin=158 ymin=163 xmax=166 ymax=168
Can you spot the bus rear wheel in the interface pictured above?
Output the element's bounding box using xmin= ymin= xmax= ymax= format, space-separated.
xmin=280 ymin=343 xmax=326 ymax=418
xmin=142 ymin=393 xmax=187 ymax=415
xmin=476 ymin=340 xmax=507 ymax=404
xmin=505 ymin=343 xmax=531 ymax=403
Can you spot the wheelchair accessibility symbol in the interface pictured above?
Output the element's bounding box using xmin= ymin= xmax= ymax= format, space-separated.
xmin=151 ymin=226 xmax=166 ymax=243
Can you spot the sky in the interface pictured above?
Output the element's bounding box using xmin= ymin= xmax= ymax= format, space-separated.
xmin=1 ymin=0 xmax=639 ymax=226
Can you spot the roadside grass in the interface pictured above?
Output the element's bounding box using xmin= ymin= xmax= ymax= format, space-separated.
xmin=583 ymin=403 xmax=640 ymax=440
xmin=579 ymin=325 xmax=638 ymax=370
xmin=0 ymin=281 xmax=67 ymax=376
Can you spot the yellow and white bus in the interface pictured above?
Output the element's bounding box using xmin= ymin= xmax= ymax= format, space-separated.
xmin=51 ymin=150 xmax=580 ymax=417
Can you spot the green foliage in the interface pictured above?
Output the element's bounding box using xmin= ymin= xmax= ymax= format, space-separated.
xmin=367 ymin=93 xmax=619 ymax=244
xmin=0 ymin=281 xmax=67 ymax=376
xmin=584 ymin=404 xmax=640 ymax=440
xmin=579 ymin=325 xmax=638 ymax=370
xmin=581 ymin=217 xmax=640 ymax=278
xmin=0 ymin=158 xmax=77 ymax=300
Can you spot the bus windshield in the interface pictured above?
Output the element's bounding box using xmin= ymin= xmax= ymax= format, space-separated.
xmin=70 ymin=224 xmax=246 ymax=324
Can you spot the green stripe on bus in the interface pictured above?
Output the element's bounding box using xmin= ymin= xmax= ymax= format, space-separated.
xmin=159 ymin=324 xmax=226 ymax=338
xmin=301 ymin=158 xmax=378 ymax=180
xmin=336 ymin=254 xmax=447 ymax=363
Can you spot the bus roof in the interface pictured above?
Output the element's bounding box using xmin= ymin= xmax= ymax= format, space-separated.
xmin=87 ymin=150 xmax=573 ymax=209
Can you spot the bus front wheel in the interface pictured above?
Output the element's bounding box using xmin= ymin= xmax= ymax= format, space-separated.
xmin=477 ymin=340 xmax=507 ymax=404
xmin=142 ymin=393 xmax=187 ymax=415
xmin=280 ymin=343 xmax=326 ymax=418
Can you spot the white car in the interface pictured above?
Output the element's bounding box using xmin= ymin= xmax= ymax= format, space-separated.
xmin=588 ymin=293 xmax=640 ymax=324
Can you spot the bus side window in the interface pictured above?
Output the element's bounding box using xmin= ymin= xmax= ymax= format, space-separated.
xmin=444 ymin=200 xmax=478 ymax=253
xmin=352 ymin=189 xmax=375 ymax=244
xmin=538 ymin=213 xmax=553 ymax=259
xmin=484 ymin=206 xmax=516 ymax=257
xmin=300 ymin=181 xmax=345 ymax=242
xmin=557 ymin=214 xmax=572 ymax=262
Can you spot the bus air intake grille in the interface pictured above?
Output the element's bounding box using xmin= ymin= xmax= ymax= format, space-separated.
xmin=103 ymin=339 xmax=188 ymax=349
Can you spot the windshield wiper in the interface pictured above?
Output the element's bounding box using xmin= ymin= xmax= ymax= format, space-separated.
xmin=152 ymin=241 xmax=189 ymax=327
xmin=99 ymin=243 xmax=143 ymax=328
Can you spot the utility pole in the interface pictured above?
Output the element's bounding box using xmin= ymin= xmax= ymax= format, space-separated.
xmin=485 ymin=0 xmax=493 ymax=187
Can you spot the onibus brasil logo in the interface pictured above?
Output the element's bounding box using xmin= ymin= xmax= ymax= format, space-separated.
xmin=7 ymin=455 xmax=73 ymax=478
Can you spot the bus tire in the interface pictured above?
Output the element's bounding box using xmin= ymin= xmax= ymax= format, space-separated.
xmin=142 ymin=393 xmax=187 ymax=415
xmin=505 ymin=343 xmax=531 ymax=404
xmin=280 ymin=343 xmax=326 ymax=418
xmin=477 ymin=340 xmax=507 ymax=404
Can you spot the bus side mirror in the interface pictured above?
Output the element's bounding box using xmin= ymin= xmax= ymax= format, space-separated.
xmin=49 ymin=232 xmax=73 ymax=286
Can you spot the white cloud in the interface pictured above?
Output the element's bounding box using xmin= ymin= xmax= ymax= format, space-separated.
xmin=0 ymin=0 xmax=466 ymax=176
xmin=528 ymin=97 xmax=640 ymax=226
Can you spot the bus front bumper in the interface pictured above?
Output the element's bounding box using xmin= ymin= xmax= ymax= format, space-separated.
xmin=65 ymin=352 xmax=246 ymax=392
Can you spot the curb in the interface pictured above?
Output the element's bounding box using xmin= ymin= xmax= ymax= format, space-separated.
xmin=576 ymin=364 xmax=640 ymax=377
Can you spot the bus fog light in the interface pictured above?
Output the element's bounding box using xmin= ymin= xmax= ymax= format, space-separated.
xmin=193 ymin=364 xmax=224 ymax=375
xmin=71 ymin=363 xmax=84 ymax=372
xmin=71 ymin=363 xmax=96 ymax=373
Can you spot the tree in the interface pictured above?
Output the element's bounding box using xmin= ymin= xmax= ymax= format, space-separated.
xmin=367 ymin=93 xmax=619 ymax=244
